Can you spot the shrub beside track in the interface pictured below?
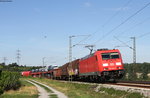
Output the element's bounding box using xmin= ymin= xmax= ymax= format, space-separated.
xmin=0 ymin=71 xmax=21 ymax=95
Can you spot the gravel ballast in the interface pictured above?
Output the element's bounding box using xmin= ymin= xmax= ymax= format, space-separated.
xmin=95 ymin=84 xmax=150 ymax=98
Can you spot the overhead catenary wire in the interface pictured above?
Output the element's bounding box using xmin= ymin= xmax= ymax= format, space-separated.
xmin=102 ymin=0 xmax=133 ymax=27
xmin=116 ymin=16 xmax=150 ymax=37
xmin=72 ymin=0 xmax=133 ymax=45
xmin=73 ymin=35 xmax=91 ymax=47
xmin=114 ymin=36 xmax=132 ymax=49
xmin=71 ymin=1 xmax=150 ymax=60
xmin=93 ymin=1 xmax=150 ymax=44
xmin=114 ymin=31 xmax=150 ymax=49
xmin=91 ymin=0 xmax=132 ymax=38
xmin=137 ymin=32 xmax=150 ymax=39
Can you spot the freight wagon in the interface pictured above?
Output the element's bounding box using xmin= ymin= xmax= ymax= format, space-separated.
xmin=21 ymin=71 xmax=31 ymax=77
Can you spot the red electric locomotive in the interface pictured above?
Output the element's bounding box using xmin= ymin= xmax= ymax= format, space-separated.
xmin=79 ymin=49 xmax=124 ymax=82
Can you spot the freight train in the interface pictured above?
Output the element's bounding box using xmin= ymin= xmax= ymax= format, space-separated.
xmin=22 ymin=49 xmax=124 ymax=82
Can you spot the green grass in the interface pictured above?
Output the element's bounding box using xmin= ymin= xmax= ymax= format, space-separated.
xmin=0 ymin=79 xmax=38 ymax=98
xmin=49 ymin=94 xmax=58 ymax=98
xmin=0 ymin=94 xmax=38 ymax=98
xmin=22 ymin=77 xmax=145 ymax=98
xmin=99 ymin=87 xmax=144 ymax=98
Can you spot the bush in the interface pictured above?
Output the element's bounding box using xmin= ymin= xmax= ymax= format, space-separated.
xmin=0 ymin=71 xmax=21 ymax=95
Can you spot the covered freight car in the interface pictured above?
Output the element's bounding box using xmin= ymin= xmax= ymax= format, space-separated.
xmin=59 ymin=63 xmax=69 ymax=80
xmin=53 ymin=68 xmax=62 ymax=79
xmin=67 ymin=59 xmax=80 ymax=80
xmin=59 ymin=59 xmax=80 ymax=80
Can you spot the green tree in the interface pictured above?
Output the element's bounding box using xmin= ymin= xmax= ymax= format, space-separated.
xmin=141 ymin=63 xmax=149 ymax=80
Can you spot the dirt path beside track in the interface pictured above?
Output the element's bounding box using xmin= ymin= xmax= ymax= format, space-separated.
xmin=26 ymin=80 xmax=49 ymax=98
xmin=27 ymin=80 xmax=68 ymax=98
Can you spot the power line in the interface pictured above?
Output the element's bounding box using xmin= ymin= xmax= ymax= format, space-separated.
xmin=114 ymin=31 xmax=150 ymax=49
xmin=72 ymin=0 xmax=133 ymax=46
xmin=102 ymin=0 xmax=133 ymax=27
xmin=116 ymin=16 xmax=150 ymax=37
xmin=73 ymin=35 xmax=91 ymax=47
xmin=94 ymin=2 xmax=150 ymax=44
xmin=113 ymin=36 xmax=136 ymax=64
xmin=114 ymin=36 xmax=132 ymax=49
xmin=114 ymin=31 xmax=150 ymax=64
xmin=137 ymin=32 xmax=150 ymax=39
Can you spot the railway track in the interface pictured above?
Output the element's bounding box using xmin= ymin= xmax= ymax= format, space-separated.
xmin=103 ymin=81 xmax=150 ymax=89
xmin=118 ymin=81 xmax=150 ymax=84
xmin=105 ymin=82 xmax=150 ymax=89
xmin=60 ymin=80 xmax=150 ymax=89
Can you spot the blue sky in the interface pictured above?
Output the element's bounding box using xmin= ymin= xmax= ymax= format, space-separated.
xmin=0 ymin=0 xmax=150 ymax=66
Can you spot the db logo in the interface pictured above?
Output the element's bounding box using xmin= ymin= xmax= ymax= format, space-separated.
xmin=110 ymin=63 xmax=114 ymax=66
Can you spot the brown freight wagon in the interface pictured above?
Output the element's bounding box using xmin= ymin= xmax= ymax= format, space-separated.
xmin=60 ymin=59 xmax=80 ymax=80
xmin=53 ymin=68 xmax=62 ymax=79
xmin=60 ymin=62 xmax=69 ymax=80
xmin=68 ymin=59 xmax=80 ymax=76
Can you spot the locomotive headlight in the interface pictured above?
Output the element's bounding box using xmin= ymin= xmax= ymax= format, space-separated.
xmin=116 ymin=62 xmax=121 ymax=65
xmin=103 ymin=63 xmax=108 ymax=66
xmin=104 ymin=68 xmax=108 ymax=70
xmin=117 ymin=67 xmax=121 ymax=69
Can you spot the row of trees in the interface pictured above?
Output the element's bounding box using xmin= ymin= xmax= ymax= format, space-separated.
xmin=0 ymin=63 xmax=42 ymax=72
xmin=122 ymin=63 xmax=150 ymax=81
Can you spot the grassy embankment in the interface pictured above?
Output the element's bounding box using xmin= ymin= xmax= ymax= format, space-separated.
xmin=0 ymin=79 xmax=38 ymax=98
xmin=27 ymin=77 xmax=144 ymax=98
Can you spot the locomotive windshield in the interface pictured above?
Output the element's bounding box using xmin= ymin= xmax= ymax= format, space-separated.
xmin=101 ymin=52 xmax=119 ymax=60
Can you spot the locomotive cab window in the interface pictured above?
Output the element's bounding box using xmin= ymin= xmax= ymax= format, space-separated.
xmin=101 ymin=52 xmax=119 ymax=60
xmin=110 ymin=52 xmax=119 ymax=59
xmin=101 ymin=53 xmax=110 ymax=60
